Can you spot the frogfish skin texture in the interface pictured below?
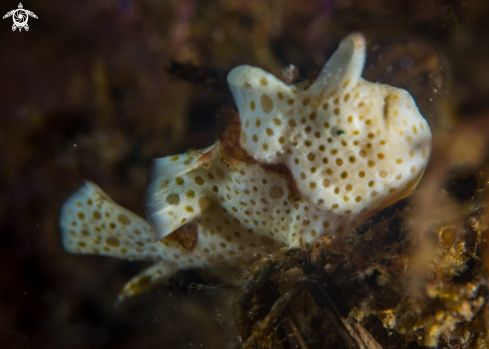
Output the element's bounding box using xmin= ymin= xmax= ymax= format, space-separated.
xmin=59 ymin=33 xmax=432 ymax=300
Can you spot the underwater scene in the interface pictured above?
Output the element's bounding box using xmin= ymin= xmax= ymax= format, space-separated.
xmin=2 ymin=1 xmax=489 ymax=348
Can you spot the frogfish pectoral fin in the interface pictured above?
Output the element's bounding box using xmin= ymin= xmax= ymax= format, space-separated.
xmin=118 ymin=261 xmax=178 ymax=301
xmin=60 ymin=181 xmax=162 ymax=261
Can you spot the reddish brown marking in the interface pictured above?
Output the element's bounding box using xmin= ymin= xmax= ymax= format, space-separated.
xmin=219 ymin=109 xmax=257 ymax=164
xmin=259 ymin=162 xmax=302 ymax=201
xmin=227 ymin=158 xmax=238 ymax=169
xmin=168 ymin=224 xmax=198 ymax=253
xmin=219 ymin=110 xmax=302 ymax=201
xmin=198 ymin=153 xmax=212 ymax=168
xmin=191 ymin=149 xmax=213 ymax=169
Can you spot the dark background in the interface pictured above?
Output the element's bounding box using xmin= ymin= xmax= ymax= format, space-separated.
xmin=2 ymin=0 xmax=489 ymax=348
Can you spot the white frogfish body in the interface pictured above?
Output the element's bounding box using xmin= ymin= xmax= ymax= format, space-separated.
xmin=59 ymin=33 xmax=431 ymax=300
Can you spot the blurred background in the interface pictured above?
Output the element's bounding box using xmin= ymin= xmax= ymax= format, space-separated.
xmin=2 ymin=0 xmax=489 ymax=348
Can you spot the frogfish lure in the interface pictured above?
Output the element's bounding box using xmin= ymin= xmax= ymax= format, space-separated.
xmin=59 ymin=33 xmax=431 ymax=300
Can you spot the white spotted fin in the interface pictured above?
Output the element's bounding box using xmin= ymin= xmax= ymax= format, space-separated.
xmin=227 ymin=65 xmax=293 ymax=110
xmin=147 ymin=144 xmax=216 ymax=181
xmin=144 ymin=143 xmax=218 ymax=242
xmin=227 ymin=65 xmax=294 ymax=164
xmin=118 ymin=261 xmax=178 ymax=301
xmin=309 ymin=32 xmax=366 ymax=94
xmin=60 ymin=182 xmax=158 ymax=260
xmin=60 ymin=182 xmax=180 ymax=297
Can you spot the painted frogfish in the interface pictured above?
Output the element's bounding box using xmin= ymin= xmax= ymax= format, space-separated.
xmin=60 ymin=33 xmax=432 ymax=300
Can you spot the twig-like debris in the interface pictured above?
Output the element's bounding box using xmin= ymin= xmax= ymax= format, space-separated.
xmin=243 ymin=282 xmax=304 ymax=349
xmin=237 ymin=260 xmax=292 ymax=334
xmin=302 ymin=276 xmax=382 ymax=349
xmin=285 ymin=315 xmax=309 ymax=349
